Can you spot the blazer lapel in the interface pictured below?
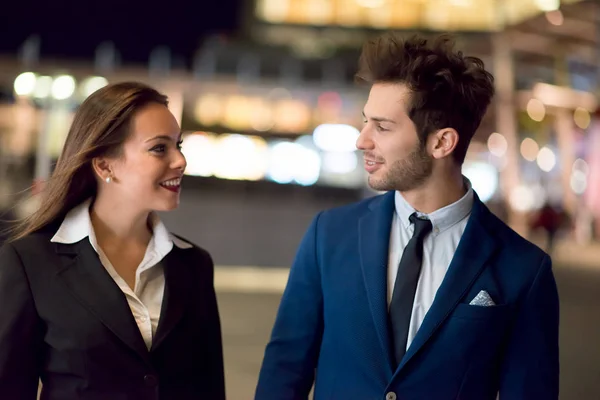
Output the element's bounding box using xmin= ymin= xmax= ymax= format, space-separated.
xmin=55 ymin=241 xmax=150 ymax=362
xmin=397 ymin=194 xmax=499 ymax=372
xmin=358 ymin=191 xmax=396 ymax=372
xmin=152 ymin=248 xmax=192 ymax=351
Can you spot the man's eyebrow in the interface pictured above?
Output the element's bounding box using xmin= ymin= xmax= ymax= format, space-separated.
xmin=362 ymin=111 xmax=397 ymax=124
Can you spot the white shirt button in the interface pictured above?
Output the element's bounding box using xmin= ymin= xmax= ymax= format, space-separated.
xmin=386 ymin=392 xmax=397 ymax=400
xmin=139 ymin=315 xmax=148 ymax=323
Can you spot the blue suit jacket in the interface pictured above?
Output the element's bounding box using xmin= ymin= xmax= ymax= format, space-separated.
xmin=256 ymin=191 xmax=559 ymax=400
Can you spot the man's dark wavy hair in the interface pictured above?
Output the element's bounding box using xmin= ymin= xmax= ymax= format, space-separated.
xmin=355 ymin=33 xmax=495 ymax=164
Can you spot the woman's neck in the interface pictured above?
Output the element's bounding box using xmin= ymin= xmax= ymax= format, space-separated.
xmin=90 ymin=196 xmax=152 ymax=249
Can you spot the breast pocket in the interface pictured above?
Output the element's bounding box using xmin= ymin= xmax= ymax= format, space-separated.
xmin=451 ymin=303 xmax=511 ymax=321
xmin=442 ymin=303 xmax=513 ymax=366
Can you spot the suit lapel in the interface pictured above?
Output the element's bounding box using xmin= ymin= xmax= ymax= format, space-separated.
xmin=152 ymin=248 xmax=192 ymax=351
xmin=397 ymin=194 xmax=499 ymax=372
xmin=358 ymin=191 xmax=396 ymax=372
xmin=55 ymin=241 xmax=150 ymax=362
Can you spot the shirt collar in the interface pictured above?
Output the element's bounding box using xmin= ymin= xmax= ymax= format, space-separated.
xmin=394 ymin=177 xmax=474 ymax=236
xmin=51 ymin=199 xmax=193 ymax=252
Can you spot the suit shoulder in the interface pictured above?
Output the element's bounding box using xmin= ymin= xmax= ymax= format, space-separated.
xmin=0 ymin=232 xmax=57 ymax=282
xmin=5 ymin=231 xmax=55 ymax=256
xmin=482 ymin=207 xmax=548 ymax=264
xmin=170 ymin=233 xmax=213 ymax=262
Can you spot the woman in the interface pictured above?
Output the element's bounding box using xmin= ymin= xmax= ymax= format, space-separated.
xmin=0 ymin=82 xmax=225 ymax=399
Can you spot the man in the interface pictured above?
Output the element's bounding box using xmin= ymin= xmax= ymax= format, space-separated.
xmin=255 ymin=33 xmax=559 ymax=400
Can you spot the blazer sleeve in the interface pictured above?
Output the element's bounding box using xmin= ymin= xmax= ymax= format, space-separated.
xmin=499 ymin=254 xmax=559 ymax=399
xmin=200 ymin=249 xmax=226 ymax=400
xmin=255 ymin=213 xmax=324 ymax=400
xmin=0 ymin=243 xmax=43 ymax=399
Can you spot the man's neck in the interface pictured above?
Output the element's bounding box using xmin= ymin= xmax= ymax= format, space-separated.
xmin=400 ymin=173 xmax=467 ymax=215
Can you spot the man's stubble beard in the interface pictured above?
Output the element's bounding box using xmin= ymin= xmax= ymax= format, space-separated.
xmin=367 ymin=143 xmax=433 ymax=192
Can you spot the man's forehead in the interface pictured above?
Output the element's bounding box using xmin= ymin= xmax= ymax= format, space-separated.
xmin=365 ymin=83 xmax=410 ymax=116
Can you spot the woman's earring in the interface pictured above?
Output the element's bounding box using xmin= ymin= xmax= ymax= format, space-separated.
xmin=105 ymin=176 xmax=112 ymax=183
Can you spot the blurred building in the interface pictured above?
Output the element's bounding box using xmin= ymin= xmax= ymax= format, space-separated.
xmin=0 ymin=0 xmax=599 ymax=260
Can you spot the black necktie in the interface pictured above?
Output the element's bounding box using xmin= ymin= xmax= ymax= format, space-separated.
xmin=389 ymin=212 xmax=433 ymax=367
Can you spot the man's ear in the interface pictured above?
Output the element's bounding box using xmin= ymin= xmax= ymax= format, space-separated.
xmin=429 ymin=128 xmax=459 ymax=160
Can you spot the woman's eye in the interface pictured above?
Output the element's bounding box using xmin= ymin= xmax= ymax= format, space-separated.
xmin=151 ymin=144 xmax=166 ymax=153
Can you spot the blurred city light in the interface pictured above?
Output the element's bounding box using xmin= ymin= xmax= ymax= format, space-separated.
xmin=258 ymin=0 xmax=289 ymax=23
xmin=532 ymin=82 xmax=598 ymax=111
xmin=526 ymin=98 xmax=546 ymax=122
xmin=520 ymin=138 xmax=540 ymax=161
xmin=488 ymin=152 xmax=508 ymax=171
xmin=14 ymin=72 xmax=37 ymax=96
xmin=181 ymin=133 xmax=216 ymax=177
xmin=573 ymin=158 xmax=590 ymax=176
xmin=294 ymin=135 xmax=318 ymax=150
xmin=313 ymin=124 xmax=360 ymax=152
xmin=249 ymin=98 xmax=275 ymax=132
xmin=322 ymin=152 xmax=358 ymax=174
xmin=534 ymin=0 xmax=559 ymax=12
xmin=305 ymin=0 xmax=332 ymax=25
xmin=317 ymin=91 xmax=342 ymax=110
xmin=268 ymin=142 xmax=320 ymax=185
xmin=294 ymin=149 xmax=322 ymax=185
xmin=356 ymin=0 xmax=386 ymax=8
xmin=316 ymin=91 xmax=343 ymax=122
xmin=462 ymin=161 xmax=498 ymax=203
xmin=571 ymin=170 xmax=588 ymax=194
xmin=255 ymin=0 xmax=580 ymax=32
xmin=545 ymin=10 xmax=564 ymax=25
xmin=267 ymin=87 xmax=292 ymax=101
xmin=274 ymin=99 xmax=311 ymax=132
xmin=33 ymin=76 xmax=53 ymax=99
xmin=81 ymin=76 xmax=108 ymax=98
xmin=487 ymin=132 xmax=508 ymax=157
xmin=571 ymin=158 xmax=590 ymax=194
xmin=449 ymin=0 xmax=473 ymax=6
xmin=194 ymin=94 xmax=224 ymax=126
xmin=51 ymin=75 xmax=76 ymax=100
xmin=536 ymin=146 xmax=556 ymax=172
xmin=268 ymin=143 xmax=297 ymax=184
xmin=509 ymin=186 xmax=535 ymax=212
xmin=574 ymin=107 xmax=591 ymax=129
xmin=224 ymin=95 xmax=252 ymax=131
xmin=214 ymin=134 xmax=268 ymax=181
xmin=367 ymin=6 xmax=392 ymax=28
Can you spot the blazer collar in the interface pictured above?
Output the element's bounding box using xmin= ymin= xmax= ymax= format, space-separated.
xmin=359 ymin=191 xmax=499 ymax=375
xmin=54 ymin=240 xmax=194 ymax=361
xmin=51 ymin=198 xmax=193 ymax=255
xmin=396 ymin=192 xmax=499 ymax=374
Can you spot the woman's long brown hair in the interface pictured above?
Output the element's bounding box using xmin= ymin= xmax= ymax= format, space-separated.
xmin=8 ymin=82 xmax=168 ymax=242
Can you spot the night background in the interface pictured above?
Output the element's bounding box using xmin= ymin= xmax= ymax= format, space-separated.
xmin=1 ymin=0 xmax=241 ymax=64
xmin=1 ymin=1 xmax=600 ymax=398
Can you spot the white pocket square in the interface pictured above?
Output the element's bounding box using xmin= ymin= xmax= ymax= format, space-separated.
xmin=469 ymin=290 xmax=496 ymax=307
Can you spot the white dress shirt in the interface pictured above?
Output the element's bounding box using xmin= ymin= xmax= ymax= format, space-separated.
xmin=388 ymin=180 xmax=474 ymax=351
xmin=50 ymin=199 xmax=192 ymax=349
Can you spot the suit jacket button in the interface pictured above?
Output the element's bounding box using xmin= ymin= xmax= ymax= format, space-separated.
xmin=144 ymin=374 xmax=158 ymax=387
xmin=386 ymin=392 xmax=397 ymax=400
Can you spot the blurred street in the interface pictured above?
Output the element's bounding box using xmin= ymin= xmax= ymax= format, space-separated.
xmin=2 ymin=1 xmax=600 ymax=398
xmin=217 ymin=262 xmax=600 ymax=399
